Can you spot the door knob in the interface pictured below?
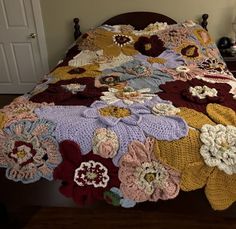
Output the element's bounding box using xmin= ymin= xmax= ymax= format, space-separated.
xmin=29 ymin=33 xmax=37 ymax=38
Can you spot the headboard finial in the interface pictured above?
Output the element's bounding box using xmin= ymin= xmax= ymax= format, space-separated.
xmin=201 ymin=14 xmax=209 ymax=31
xmin=73 ymin=17 xmax=81 ymax=40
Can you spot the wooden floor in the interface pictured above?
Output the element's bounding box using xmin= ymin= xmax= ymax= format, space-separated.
xmin=2 ymin=204 xmax=235 ymax=229
xmin=0 ymin=94 xmax=21 ymax=108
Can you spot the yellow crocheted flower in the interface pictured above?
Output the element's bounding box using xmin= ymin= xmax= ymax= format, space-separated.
xmin=154 ymin=104 xmax=236 ymax=210
xmin=193 ymin=28 xmax=213 ymax=46
xmin=0 ymin=112 xmax=6 ymax=129
xmin=93 ymin=29 xmax=139 ymax=57
xmin=50 ymin=64 xmax=101 ymax=80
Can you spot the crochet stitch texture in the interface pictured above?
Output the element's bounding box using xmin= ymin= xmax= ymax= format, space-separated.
xmin=36 ymin=97 xmax=188 ymax=166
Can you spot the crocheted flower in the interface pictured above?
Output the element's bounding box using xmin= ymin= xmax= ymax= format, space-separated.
xmin=174 ymin=41 xmax=203 ymax=63
xmin=152 ymin=103 xmax=180 ymax=116
xmin=92 ymin=28 xmax=138 ymax=57
xmin=0 ymin=119 xmax=61 ymax=183
xmin=104 ymin=187 xmax=136 ymax=208
xmin=95 ymin=75 xmax=127 ymax=90
xmin=49 ymin=64 xmax=101 ymax=80
xmin=0 ymin=112 xmax=6 ymax=129
xmin=0 ymin=96 xmax=52 ymax=128
xmin=101 ymin=87 xmax=156 ymax=105
xmin=102 ymin=60 xmax=173 ymax=93
xmin=133 ymin=22 xmax=168 ymax=36
xmin=158 ymin=78 xmax=236 ymax=113
xmin=54 ymin=140 xmax=119 ymax=205
xmin=92 ymin=128 xmax=119 ymax=158
xmin=162 ymin=64 xmax=206 ymax=81
xmin=154 ymin=104 xmax=236 ymax=210
xmin=135 ymin=50 xmax=185 ymax=70
xmin=36 ymin=98 xmax=188 ymax=166
xmin=61 ymin=83 xmax=86 ymax=94
xmin=200 ymin=124 xmax=236 ymax=175
xmin=30 ymin=77 xmax=106 ymax=106
xmin=68 ymin=50 xmax=133 ymax=71
xmin=119 ymin=138 xmax=180 ymax=202
xmin=158 ymin=26 xmax=190 ymax=47
xmin=134 ymin=35 xmax=166 ymax=57
xmin=197 ymin=58 xmax=229 ymax=75
xmin=193 ymin=27 xmax=213 ymax=47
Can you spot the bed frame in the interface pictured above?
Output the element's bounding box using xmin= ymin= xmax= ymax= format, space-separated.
xmin=73 ymin=12 xmax=209 ymax=40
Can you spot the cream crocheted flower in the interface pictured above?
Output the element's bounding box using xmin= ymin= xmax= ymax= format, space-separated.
xmin=101 ymin=87 xmax=156 ymax=105
xmin=189 ymin=85 xmax=218 ymax=99
xmin=74 ymin=160 xmax=109 ymax=188
xmin=61 ymin=83 xmax=86 ymax=94
xmin=119 ymin=138 xmax=180 ymax=202
xmin=92 ymin=128 xmax=119 ymax=158
xmin=154 ymin=103 xmax=236 ymax=210
xmin=200 ymin=124 xmax=236 ymax=175
xmin=152 ymin=103 xmax=180 ymax=116
xmin=133 ymin=22 xmax=168 ymax=36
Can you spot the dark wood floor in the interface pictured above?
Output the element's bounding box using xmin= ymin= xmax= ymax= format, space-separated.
xmin=0 ymin=94 xmax=21 ymax=108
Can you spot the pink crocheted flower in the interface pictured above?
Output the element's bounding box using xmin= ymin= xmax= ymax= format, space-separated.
xmin=119 ymin=138 xmax=180 ymax=202
xmin=92 ymin=128 xmax=119 ymax=158
xmin=1 ymin=96 xmax=52 ymax=128
xmin=54 ymin=140 xmax=120 ymax=206
xmin=162 ymin=64 xmax=206 ymax=81
xmin=0 ymin=119 xmax=61 ymax=183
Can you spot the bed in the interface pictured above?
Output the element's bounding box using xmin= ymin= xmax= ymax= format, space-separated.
xmin=1 ymin=11 xmax=236 ymax=213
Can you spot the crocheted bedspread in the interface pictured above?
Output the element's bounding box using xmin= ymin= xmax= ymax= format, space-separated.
xmin=1 ymin=20 xmax=236 ymax=210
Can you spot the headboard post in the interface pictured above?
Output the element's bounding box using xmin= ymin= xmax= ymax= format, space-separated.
xmin=201 ymin=14 xmax=209 ymax=31
xmin=73 ymin=18 xmax=81 ymax=40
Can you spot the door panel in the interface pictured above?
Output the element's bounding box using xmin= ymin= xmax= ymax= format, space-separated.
xmin=0 ymin=43 xmax=11 ymax=83
xmin=3 ymin=0 xmax=28 ymax=27
xmin=0 ymin=0 xmax=48 ymax=94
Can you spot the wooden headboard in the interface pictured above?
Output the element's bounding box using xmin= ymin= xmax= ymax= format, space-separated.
xmin=73 ymin=12 xmax=209 ymax=40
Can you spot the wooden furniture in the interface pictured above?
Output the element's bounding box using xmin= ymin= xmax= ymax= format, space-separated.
xmin=222 ymin=55 xmax=236 ymax=77
xmin=73 ymin=12 xmax=209 ymax=40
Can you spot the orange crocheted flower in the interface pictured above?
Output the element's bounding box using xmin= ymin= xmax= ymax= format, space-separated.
xmin=154 ymin=104 xmax=236 ymax=210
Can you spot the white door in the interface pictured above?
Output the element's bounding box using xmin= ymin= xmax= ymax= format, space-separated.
xmin=0 ymin=0 xmax=48 ymax=94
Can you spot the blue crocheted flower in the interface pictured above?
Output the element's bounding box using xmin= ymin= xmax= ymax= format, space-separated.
xmin=135 ymin=50 xmax=185 ymax=70
xmin=36 ymin=98 xmax=188 ymax=166
xmin=0 ymin=119 xmax=61 ymax=183
xmin=102 ymin=60 xmax=173 ymax=93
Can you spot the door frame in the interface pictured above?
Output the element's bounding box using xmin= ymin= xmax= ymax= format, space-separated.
xmin=31 ymin=0 xmax=49 ymax=74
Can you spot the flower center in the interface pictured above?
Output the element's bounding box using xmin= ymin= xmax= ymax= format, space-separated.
xmin=86 ymin=171 xmax=97 ymax=180
xmin=113 ymin=34 xmax=132 ymax=47
xmin=16 ymin=150 xmax=27 ymax=159
xmin=181 ymin=45 xmax=199 ymax=58
xmin=144 ymin=173 xmax=156 ymax=183
xmin=220 ymin=141 xmax=230 ymax=151
xmin=128 ymin=65 xmax=152 ymax=77
xmin=144 ymin=43 xmax=152 ymax=51
xmin=99 ymin=106 xmax=131 ymax=118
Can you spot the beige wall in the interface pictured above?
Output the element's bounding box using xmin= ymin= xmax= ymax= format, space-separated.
xmin=40 ymin=0 xmax=236 ymax=68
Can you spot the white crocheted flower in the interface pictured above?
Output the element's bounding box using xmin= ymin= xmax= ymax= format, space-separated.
xmin=200 ymin=124 xmax=236 ymax=175
xmin=135 ymin=161 xmax=169 ymax=195
xmin=176 ymin=66 xmax=190 ymax=73
xmin=93 ymin=128 xmax=119 ymax=158
xmin=61 ymin=83 xmax=86 ymax=94
xmin=133 ymin=22 xmax=168 ymax=36
xmin=152 ymin=103 xmax=180 ymax=116
xmin=74 ymin=160 xmax=109 ymax=188
xmin=101 ymin=87 xmax=156 ymax=105
xmin=182 ymin=20 xmax=196 ymax=27
xmin=189 ymin=85 xmax=218 ymax=99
